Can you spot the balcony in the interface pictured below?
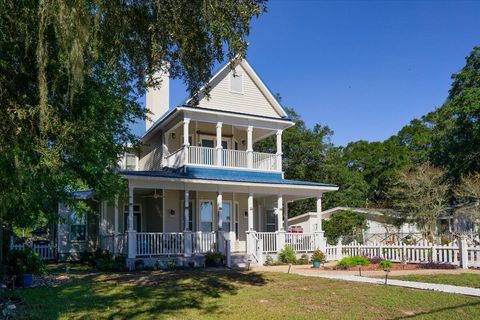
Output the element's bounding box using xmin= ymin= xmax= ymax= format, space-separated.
xmin=165 ymin=146 xmax=280 ymax=172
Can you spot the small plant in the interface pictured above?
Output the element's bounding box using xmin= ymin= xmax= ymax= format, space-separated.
xmin=421 ymin=262 xmax=456 ymax=270
xmin=379 ymin=260 xmax=393 ymax=270
xmin=368 ymin=256 xmax=382 ymax=264
xmin=8 ymin=248 xmax=46 ymax=276
xmin=297 ymin=254 xmax=309 ymax=265
xmin=278 ymin=245 xmax=296 ymax=264
xmin=311 ymin=249 xmax=325 ymax=262
xmin=265 ymin=255 xmax=274 ymax=266
xmin=205 ymin=252 xmax=225 ymax=267
xmin=337 ymin=256 xmax=369 ymax=275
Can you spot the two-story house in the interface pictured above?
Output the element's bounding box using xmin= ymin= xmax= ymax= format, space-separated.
xmin=57 ymin=59 xmax=338 ymax=268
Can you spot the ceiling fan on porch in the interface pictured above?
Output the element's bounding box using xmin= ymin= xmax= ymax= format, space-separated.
xmin=142 ymin=189 xmax=162 ymax=199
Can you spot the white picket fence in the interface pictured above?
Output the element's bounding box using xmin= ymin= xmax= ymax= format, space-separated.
xmin=325 ymin=239 xmax=480 ymax=269
xmin=10 ymin=242 xmax=56 ymax=261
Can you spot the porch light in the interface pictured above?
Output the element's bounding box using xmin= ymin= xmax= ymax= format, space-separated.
xmin=170 ymin=209 xmax=175 ymax=216
xmin=171 ymin=132 xmax=176 ymax=139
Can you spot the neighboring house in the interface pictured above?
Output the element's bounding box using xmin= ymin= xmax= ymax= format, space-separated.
xmin=58 ymin=59 xmax=338 ymax=267
xmin=288 ymin=207 xmax=422 ymax=244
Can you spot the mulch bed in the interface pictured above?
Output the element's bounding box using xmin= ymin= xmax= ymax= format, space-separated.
xmin=325 ymin=263 xmax=423 ymax=271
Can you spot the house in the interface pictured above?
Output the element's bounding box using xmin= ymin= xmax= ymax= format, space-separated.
xmin=58 ymin=59 xmax=338 ymax=268
xmin=288 ymin=207 xmax=422 ymax=244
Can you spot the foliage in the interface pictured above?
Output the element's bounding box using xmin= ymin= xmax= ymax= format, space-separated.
xmin=311 ymin=249 xmax=325 ymax=262
xmin=454 ymin=172 xmax=480 ymax=221
xmin=7 ymin=248 xmax=46 ymax=275
xmin=368 ymin=256 xmax=383 ymax=264
xmin=337 ymin=256 xmax=370 ymax=269
xmin=297 ymin=254 xmax=309 ymax=265
xmin=278 ymin=245 xmax=296 ymax=264
xmin=0 ymin=1 xmax=266 ymax=229
xmin=265 ymin=255 xmax=274 ymax=266
xmin=420 ymin=262 xmax=457 ymax=270
xmin=205 ymin=252 xmax=225 ymax=266
xmin=79 ymin=249 xmax=124 ymax=271
xmin=323 ymin=211 xmax=368 ymax=244
xmin=379 ymin=260 xmax=393 ymax=270
xmin=387 ymin=163 xmax=450 ymax=239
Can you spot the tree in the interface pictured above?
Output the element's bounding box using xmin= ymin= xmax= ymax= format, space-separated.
xmin=323 ymin=211 xmax=368 ymax=245
xmin=0 ymin=1 xmax=266 ymax=228
xmin=388 ymin=163 xmax=450 ymax=240
xmin=454 ymin=172 xmax=480 ymax=221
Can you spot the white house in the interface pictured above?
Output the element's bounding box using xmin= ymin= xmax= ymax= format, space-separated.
xmin=57 ymin=59 xmax=338 ymax=268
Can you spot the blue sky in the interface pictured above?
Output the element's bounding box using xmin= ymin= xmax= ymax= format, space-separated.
xmin=132 ymin=0 xmax=480 ymax=146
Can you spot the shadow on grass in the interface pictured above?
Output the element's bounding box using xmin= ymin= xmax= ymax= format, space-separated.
xmin=15 ymin=268 xmax=267 ymax=319
xmin=390 ymin=300 xmax=480 ymax=320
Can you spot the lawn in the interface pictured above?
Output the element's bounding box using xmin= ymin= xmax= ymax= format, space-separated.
xmin=8 ymin=266 xmax=480 ymax=319
xmin=392 ymin=273 xmax=480 ymax=288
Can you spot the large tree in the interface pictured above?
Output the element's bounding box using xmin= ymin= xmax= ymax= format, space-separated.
xmin=0 ymin=1 xmax=266 ymax=228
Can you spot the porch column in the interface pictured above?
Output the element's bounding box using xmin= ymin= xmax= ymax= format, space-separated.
xmin=316 ymin=196 xmax=322 ymax=231
xmin=114 ymin=195 xmax=119 ymax=255
xmin=247 ymin=126 xmax=253 ymax=168
xmin=247 ymin=193 xmax=254 ymax=231
xmin=127 ymin=186 xmax=136 ymax=260
xmin=216 ymin=122 xmax=223 ymax=166
xmin=315 ymin=195 xmax=325 ymax=251
xmin=277 ymin=195 xmax=284 ymax=231
xmin=283 ymin=200 xmax=289 ymax=231
xmin=276 ymin=129 xmax=283 ymax=171
xmin=217 ymin=192 xmax=224 ymax=253
xmin=184 ymin=190 xmax=192 ymax=257
xmin=183 ymin=118 xmax=190 ymax=164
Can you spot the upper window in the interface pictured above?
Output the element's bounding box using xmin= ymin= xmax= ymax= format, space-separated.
xmin=125 ymin=153 xmax=137 ymax=170
xmin=230 ymin=71 xmax=243 ymax=93
xmin=70 ymin=209 xmax=87 ymax=241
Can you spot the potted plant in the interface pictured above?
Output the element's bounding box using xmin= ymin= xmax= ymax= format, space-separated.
xmin=8 ymin=248 xmax=46 ymax=287
xmin=205 ymin=252 xmax=225 ymax=267
xmin=311 ymin=249 xmax=325 ymax=268
xmin=379 ymin=260 xmax=393 ymax=284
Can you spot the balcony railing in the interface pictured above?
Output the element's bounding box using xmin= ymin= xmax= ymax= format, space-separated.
xmin=165 ymin=146 xmax=280 ymax=172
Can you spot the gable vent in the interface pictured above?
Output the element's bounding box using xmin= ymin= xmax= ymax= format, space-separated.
xmin=230 ymin=71 xmax=243 ymax=93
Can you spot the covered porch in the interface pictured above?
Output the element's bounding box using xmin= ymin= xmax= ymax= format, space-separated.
xmin=101 ymin=169 xmax=337 ymax=267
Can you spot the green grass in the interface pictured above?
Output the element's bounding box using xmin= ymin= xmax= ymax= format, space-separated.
xmin=392 ymin=273 xmax=480 ymax=288
xmin=8 ymin=267 xmax=480 ymax=319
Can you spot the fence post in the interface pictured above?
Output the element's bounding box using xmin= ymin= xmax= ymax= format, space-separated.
xmin=431 ymin=243 xmax=437 ymax=263
xmin=184 ymin=231 xmax=192 ymax=258
xmin=459 ymin=236 xmax=469 ymax=269
xmin=379 ymin=242 xmax=384 ymax=259
xmin=226 ymin=239 xmax=232 ymax=268
xmin=402 ymin=243 xmax=407 ymax=263
xmin=257 ymin=239 xmax=264 ymax=265
xmin=336 ymin=238 xmax=343 ymax=261
xmin=277 ymin=231 xmax=286 ymax=253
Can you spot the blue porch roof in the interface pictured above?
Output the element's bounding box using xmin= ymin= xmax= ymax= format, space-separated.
xmin=120 ymin=167 xmax=337 ymax=188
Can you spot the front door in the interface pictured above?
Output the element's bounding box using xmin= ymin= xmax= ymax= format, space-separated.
xmin=265 ymin=209 xmax=276 ymax=232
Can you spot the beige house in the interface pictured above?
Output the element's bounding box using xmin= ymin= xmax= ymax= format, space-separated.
xmin=58 ymin=59 xmax=338 ymax=268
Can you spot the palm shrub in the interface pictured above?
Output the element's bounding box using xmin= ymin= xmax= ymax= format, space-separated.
xmin=311 ymin=249 xmax=325 ymax=262
xmin=379 ymin=260 xmax=393 ymax=270
xmin=278 ymin=245 xmax=296 ymax=264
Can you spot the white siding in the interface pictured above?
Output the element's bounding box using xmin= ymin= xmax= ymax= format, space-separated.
xmin=197 ymin=64 xmax=282 ymax=118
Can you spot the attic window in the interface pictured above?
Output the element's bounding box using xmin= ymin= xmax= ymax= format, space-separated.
xmin=230 ymin=71 xmax=243 ymax=93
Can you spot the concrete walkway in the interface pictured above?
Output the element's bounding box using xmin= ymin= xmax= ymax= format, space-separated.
xmin=296 ymin=272 xmax=480 ymax=297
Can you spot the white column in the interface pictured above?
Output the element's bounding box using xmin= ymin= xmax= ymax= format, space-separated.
xmin=277 ymin=195 xmax=284 ymax=231
xmin=216 ymin=122 xmax=223 ymax=166
xmin=183 ymin=118 xmax=190 ymax=164
xmin=247 ymin=193 xmax=254 ymax=231
xmin=217 ymin=192 xmax=223 ymax=230
xmin=276 ymin=129 xmax=283 ymax=171
xmin=184 ymin=190 xmax=190 ymax=231
xmin=315 ymin=195 xmax=325 ymax=251
xmin=283 ymin=200 xmax=289 ymax=231
xmin=316 ymin=196 xmax=322 ymax=231
xmin=127 ymin=186 xmax=136 ymax=260
xmin=247 ymin=126 xmax=253 ymax=168
xmin=114 ymin=195 xmax=119 ymax=255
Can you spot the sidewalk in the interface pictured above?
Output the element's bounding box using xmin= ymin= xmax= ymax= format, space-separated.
xmin=254 ymin=265 xmax=480 ymax=297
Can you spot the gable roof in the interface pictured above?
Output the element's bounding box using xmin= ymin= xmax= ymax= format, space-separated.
xmin=186 ymin=59 xmax=288 ymax=118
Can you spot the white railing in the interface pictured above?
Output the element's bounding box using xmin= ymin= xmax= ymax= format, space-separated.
xmin=10 ymin=241 xmax=56 ymax=261
xmin=253 ymin=152 xmax=277 ymax=171
xmin=222 ymin=148 xmax=248 ymax=168
xmin=467 ymin=246 xmax=480 ymax=268
xmin=192 ymin=232 xmax=217 ymax=253
xmin=165 ymin=146 xmax=279 ymax=171
xmin=189 ymin=146 xmax=216 ymax=166
xmin=257 ymin=232 xmax=277 ymax=253
xmin=136 ymin=232 xmax=184 ymax=256
xmin=286 ymin=233 xmax=317 ymax=252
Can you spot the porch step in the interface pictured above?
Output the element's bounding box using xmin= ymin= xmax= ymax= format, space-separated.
xmin=230 ymin=253 xmax=255 ymax=268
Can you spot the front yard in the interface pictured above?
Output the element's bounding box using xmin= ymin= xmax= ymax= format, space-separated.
xmin=7 ymin=265 xmax=480 ymax=319
xmin=392 ymin=273 xmax=480 ymax=288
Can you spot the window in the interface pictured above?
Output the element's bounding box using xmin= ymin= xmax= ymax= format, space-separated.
xmin=124 ymin=204 xmax=141 ymax=232
xmin=221 ymin=201 xmax=232 ymax=231
xmin=230 ymin=71 xmax=243 ymax=93
xmin=265 ymin=209 xmax=276 ymax=232
xmin=200 ymin=201 xmax=214 ymax=232
xmin=125 ymin=153 xmax=137 ymax=170
xmin=70 ymin=209 xmax=87 ymax=241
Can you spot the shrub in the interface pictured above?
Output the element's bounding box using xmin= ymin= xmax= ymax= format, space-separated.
xmin=311 ymin=249 xmax=325 ymax=262
xmin=205 ymin=252 xmax=225 ymax=267
xmin=421 ymin=262 xmax=456 ymax=269
xmin=278 ymin=245 xmax=296 ymax=264
xmin=337 ymin=256 xmax=370 ymax=269
xmin=8 ymin=248 xmax=46 ymax=275
xmin=368 ymin=256 xmax=382 ymax=264
xmin=379 ymin=260 xmax=393 ymax=270
xmin=96 ymin=253 xmax=126 ymax=271
xmin=297 ymin=254 xmax=309 ymax=265
xmin=265 ymin=255 xmax=274 ymax=266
